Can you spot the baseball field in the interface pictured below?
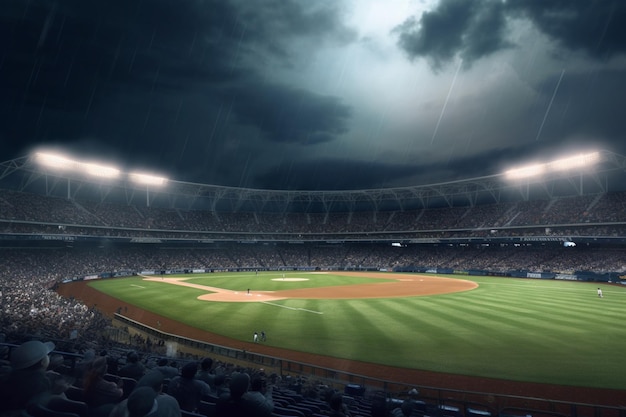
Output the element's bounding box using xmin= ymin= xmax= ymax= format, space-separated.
xmin=60 ymin=271 xmax=626 ymax=394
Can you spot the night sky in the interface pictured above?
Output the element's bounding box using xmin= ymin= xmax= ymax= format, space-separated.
xmin=2 ymin=0 xmax=626 ymax=190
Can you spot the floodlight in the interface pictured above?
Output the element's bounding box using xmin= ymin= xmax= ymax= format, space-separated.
xmin=81 ymin=162 xmax=120 ymax=178
xmin=504 ymin=163 xmax=546 ymax=180
xmin=549 ymin=152 xmax=599 ymax=172
xmin=34 ymin=151 xmax=120 ymax=178
xmin=503 ymin=151 xmax=601 ymax=181
xmin=129 ymin=172 xmax=168 ymax=186
xmin=34 ymin=152 xmax=77 ymax=170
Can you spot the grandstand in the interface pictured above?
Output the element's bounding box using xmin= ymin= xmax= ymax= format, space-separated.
xmin=1 ymin=151 xmax=625 ymax=276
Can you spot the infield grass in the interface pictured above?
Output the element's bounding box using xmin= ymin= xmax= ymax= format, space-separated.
xmin=88 ymin=272 xmax=626 ymax=389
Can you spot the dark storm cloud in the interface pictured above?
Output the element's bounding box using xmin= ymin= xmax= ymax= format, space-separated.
xmin=529 ymin=68 xmax=626 ymax=146
xmin=394 ymin=0 xmax=626 ymax=69
xmin=506 ymin=0 xmax=626 ymax=60
xmin=393 ymin=0 xmax=510 ymax=69
xmin=1 ymin=0 xmax=240 ymax=151
xmin=252 ymin=144 xmax=573 ymax=191
xmin=255 ymin=157 xmax=424 ymax=190
xmin=0 ymin=0 xmax=354 ymax=174
xmin=225 ymin=83 xmax=351 ymax=145
xmin=233 ymin=0 xmax=356 ymax=59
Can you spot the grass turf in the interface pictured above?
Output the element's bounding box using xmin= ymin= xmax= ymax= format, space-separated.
xmin=87 ymin=272 xmax=626 ymax=389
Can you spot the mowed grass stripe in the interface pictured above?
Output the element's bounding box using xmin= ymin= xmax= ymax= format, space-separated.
xmin=414 ymin=299 xmax=600 ymax=382
xmin=443 ymin=295 xmax=588 ymax=336
xmin=184 ymin=273 xmax=389 ymax=292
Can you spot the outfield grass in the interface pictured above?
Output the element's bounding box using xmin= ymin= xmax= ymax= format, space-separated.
xmin=88 ymin=272 xmax=626 ymax=389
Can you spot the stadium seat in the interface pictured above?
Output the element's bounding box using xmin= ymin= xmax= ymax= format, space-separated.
xmin=499 ymin=409 xmax=569 ymax=417
xmin=439 ymin=404 xmax=462 ymax=417
xmin=26 ymin=402 xmax=80 ymax=417
xmin=466 ymin=407 xmax=493 ymax=417
xmin=64 ymin=386 xmax=85 ymax=402
xmin=103 ymin=373 xmax=118 ymax=383
xmin=198 ymin=400 xmax=216 ymax=417
xmin=120 ymin=376 xmax=137 ymax=399
xmin=180 ymin=410 xmax=205 ymax=417
xmin=273 ymin=405 xmax=306 ymax=417
xmin=498 ymin=410 xmax=532 ymax=417
xmin=46 ymin=397 xmax=89 ymax=417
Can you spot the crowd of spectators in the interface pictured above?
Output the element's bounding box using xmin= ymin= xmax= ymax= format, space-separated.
xmin=1 ymin=189 xmax=626 ymax=241
xmin=1 ymin=331 xmax=378 ymax=417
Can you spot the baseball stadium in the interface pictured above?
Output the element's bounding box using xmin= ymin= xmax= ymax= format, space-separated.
xmin=1 ymin=151 xmax=626 ymax=416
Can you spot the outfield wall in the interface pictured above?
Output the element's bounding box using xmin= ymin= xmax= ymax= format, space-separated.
xmin=65 ymin=265 xmax=623 ymax=285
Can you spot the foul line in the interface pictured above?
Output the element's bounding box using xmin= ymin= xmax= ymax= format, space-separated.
xmin=262 ymin=301 xmax=323 ymax=314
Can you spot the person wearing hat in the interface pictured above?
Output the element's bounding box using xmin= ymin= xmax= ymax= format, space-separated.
xmin=0 ymin=340 xmax=55 ymax=412
xmin=166 ymin=361 xmax=210 ymax=412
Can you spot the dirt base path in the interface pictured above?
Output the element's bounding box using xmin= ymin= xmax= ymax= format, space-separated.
xmin=56 ymin=273 xmax=625 ymax=407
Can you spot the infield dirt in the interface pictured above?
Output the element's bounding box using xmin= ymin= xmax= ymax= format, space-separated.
xmin=141 ymin=272 xmax=477 ymax=302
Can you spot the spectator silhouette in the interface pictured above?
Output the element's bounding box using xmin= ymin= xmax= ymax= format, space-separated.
xmin=213 ymin=374 xmax=230 ymax=398
xmin=110 ymin=370 xmax=181 ymax=417
xmin=242 ymin=373 xmax=274 ymax=416
xmin=328 ymin=392 xmax=352 ymax=417
xmin=154 ymin=358 xmax=179 ymax=379
xmin=215 ymin=372 xmax=250 ymax=417
xmin=216 ymin=371 xmax=274 ymax=417
xmin=167 ymin=361 xmax=210 ymax=412
xmin=0 ymin=340 xmax=54 ymax=412
xmin=83 ymin=356 xmax=124 ymax=416
xmin=118 ymin=351 xmax=146 ymax=381
xmin=195 ymin=357 xmax=215 ymax=390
